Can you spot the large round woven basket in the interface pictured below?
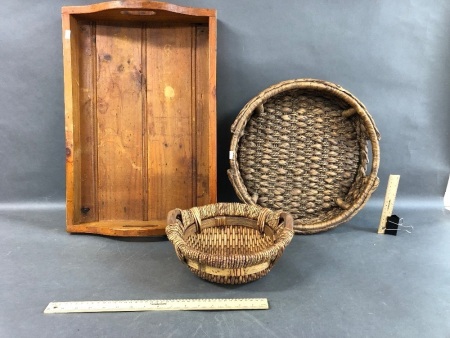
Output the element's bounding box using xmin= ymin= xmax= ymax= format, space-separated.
xmin=228 ymin=79 xmax=380 ymax=234
xmin=165 ymin=203 xmax=294 ymax=284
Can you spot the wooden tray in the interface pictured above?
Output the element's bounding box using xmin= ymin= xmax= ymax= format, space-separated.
xmin=62 ymin=1 xmax=217 ymax=236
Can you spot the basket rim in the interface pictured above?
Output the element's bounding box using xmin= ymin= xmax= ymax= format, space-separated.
xmin=228 ymin=78 xmax=380 ymax=234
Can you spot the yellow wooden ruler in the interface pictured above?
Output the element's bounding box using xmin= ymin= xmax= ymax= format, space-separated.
xmin=377 ymin=175 xmax=401 ymax=234
xmin=44 ymin=298 xmax=269 ymax=314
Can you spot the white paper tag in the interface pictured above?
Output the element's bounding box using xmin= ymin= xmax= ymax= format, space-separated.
xmin=229 ymin=151 xmax=234 ymax=160
xmin=65 ymin=30 xmax=71 ymax=39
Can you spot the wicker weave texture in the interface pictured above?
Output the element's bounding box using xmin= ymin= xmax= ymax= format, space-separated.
xmin=165 ymin=203 xmax=294 ymax=284
xmin=228 ymin=79 xmax=380 ymax=234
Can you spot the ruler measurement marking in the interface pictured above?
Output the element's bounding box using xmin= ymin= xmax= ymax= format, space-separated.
xmin=44 ymin=298 xmax=269 ymax=314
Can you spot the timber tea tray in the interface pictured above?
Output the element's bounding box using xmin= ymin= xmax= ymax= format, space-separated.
xmin=62 ymin=1 xmax=217 ymax=236
xmin=228 ymin=79 xmax=380 ymax=234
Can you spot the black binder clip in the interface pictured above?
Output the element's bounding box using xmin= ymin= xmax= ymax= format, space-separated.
xmin=384 ymin=215 xmax=413 ymax=235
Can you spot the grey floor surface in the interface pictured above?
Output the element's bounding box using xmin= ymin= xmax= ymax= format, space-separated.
xmin=1 ymin=201 xmax=449 ymax=338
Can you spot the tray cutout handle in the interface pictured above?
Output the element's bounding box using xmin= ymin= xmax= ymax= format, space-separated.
xmin=120 ymin=10 xmax=156 ymax=15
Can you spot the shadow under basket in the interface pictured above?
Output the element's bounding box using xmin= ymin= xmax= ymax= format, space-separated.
xmin=166 ymin=203 xmax=294 ymax=284
xmin=228 ymin=79 xmax=381 ymax=234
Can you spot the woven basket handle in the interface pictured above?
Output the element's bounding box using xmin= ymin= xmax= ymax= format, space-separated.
xmin=190 ymin=207 xmax=202 ymax=233
xmin=168 ymin=207 xmax=202 ymax=233
xmin=257 ymin=209 xmax=293 ymax=234
xmin=167 ymin=208 xmax=183 ymax=224
xmin=256 ymin=208 xmax=272 ymax=233
xmin=278 ymin=212 xmax=294 ymax=231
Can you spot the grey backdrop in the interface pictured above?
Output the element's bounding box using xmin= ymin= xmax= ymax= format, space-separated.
xmin=1 ymin=2 xmax=450 ymax=337
xmin=1 ymin=0 xmax=449 ymax=205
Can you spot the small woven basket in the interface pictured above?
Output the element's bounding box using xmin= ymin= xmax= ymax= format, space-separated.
xmin=165 ymin=203 xmax=294 ymax=284
xmin=228 ymin=79 xmax=380 ymax=234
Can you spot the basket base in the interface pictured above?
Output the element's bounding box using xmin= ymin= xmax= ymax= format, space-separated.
xmin=188 ymin=264 xmax=271 ymax=284
xmin=187 ymin=259 xmax=269 ymax=276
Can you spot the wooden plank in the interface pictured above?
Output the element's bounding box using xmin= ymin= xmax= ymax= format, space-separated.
xmin=95 ymin=24 xmax=144 ymax=221
xmin=78 ymin=22 xmax=98 ymax=223
xmin=62 ymin=14 xmax=74 ymax=228
xmin=146 ymin=24 xmax=194 ymax=220
xmin=141 ymin=26 xmax=149 ymax=221
xmin=194 ymin=25 xmax=211 ymax=206
xmin=63 ymin=15 xmax=82 ymax=227
xmin=207 ymin=16 xmax=217 ymax=203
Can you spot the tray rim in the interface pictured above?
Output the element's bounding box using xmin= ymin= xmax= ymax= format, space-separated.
xmin=62 ymin=1 xmax=216 ymax=18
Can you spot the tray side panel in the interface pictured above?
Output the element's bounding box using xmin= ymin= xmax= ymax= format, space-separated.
xmin=63 ymin=15 xmax=82 ymax=227
xmin=95 ymin=23 xmax=145 ymax=221
xmin=146 ymin=24 xmax=194 ymax=220
xmin=78 ymin=22 xmax=98 ymax=223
